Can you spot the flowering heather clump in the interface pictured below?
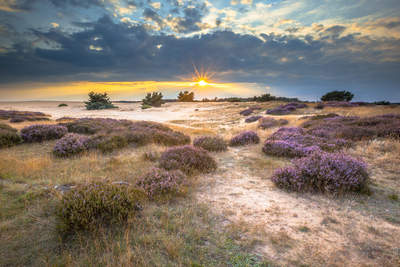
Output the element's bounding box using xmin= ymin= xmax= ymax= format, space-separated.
xmin=263 ymin=127 xmax=349 ymax=157
xmin=301 ymin=114 xmax=400 ymax=140
xmin=159 ymin=145 xmax=217 ymax=174
xmin=0 ymin=123 xmax=22 ymax=148
xmin=245 ymin=115 xmax=262 ymax=123
xmin=0 ymin=109 xmax=50 ymax=122
xmin=316 ymin=101 xmax=359 ymax=108
xmin=258 ymin=117 xmax=288 ymax=129
xmin=142 ymin=151 xmax=160 ymax=161
xmin=61 ymin=118 xmax=190 ymax=147
xmin=239 ymin=108 xmax=254 ymax=116
xmin=53 ymin=133 xmax=90 ymax=157
xmin=229 ymin=131 xmax=260 ymax=146
xmin=136 ymin=168 xmax=186 ymax=198
xmin=263 ymin=140 xmax=321 ymax=158
xmin=193 ymin=136 xmax=227 ymax=152
xmin=271 ymin=152 xmax=369 ymax=194
xmin=21 ymin=124 xmax=67 ymax=142
xmin=92 ymin=134 xmax=129 ymax=153
xmin=56 ymin=182 xmax=145 ymax=232
xmin=266 ymin=102 xmax=307 ymax=115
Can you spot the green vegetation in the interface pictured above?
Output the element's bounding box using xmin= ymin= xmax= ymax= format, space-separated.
xmin=58 ymin=103 xmax=68 ymax=107
xmin=321 ymin=90 xmax=354 ymax=102
xmin=178 ymin=91 xmax=195 ymax=102
xmin=85 ymin=91 xmax=117 ymax=110
xmin=142 ymin=92 xmax=164 ymax=108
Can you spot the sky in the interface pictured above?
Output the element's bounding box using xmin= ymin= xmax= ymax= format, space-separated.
xmin=0 ymin=0 xmax=399 ymax=101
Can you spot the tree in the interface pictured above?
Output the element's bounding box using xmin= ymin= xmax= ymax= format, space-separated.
xmin=142 ymin=92 xmax=164 ymax=109
xmin=85 ymin=91 xmax=117 ymax=110
xmin=177 ymin=91 xmax=194 ymax=102
xmin=321 ymin=90 xmax=354 ymax=102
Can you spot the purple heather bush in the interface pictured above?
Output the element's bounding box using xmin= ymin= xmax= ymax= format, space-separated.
xmin=136 ymin=168 xmax=186 ymax=198
xmin=263 ymin=127 xmax=349 ymax=158
xmin=0 ymin=123 xmax=22 ymax=148
xmin=245 ymin=115 xmax=262 ymax=123
xmin=193 ymin=136 xmax=227 ymax=152
xmin=258 ymin=117 xmax=288 ymax=129
xmin=229 ymin=131 xmax=260 ymax=146
xmin=301 ymin=114 xmax=400 ymax=140
xmin=57 ymin=182 xmax=145 ymax=232
xmin=159 ymin=145 xmax=217 ymax=174
xmin=53 ymin=133 xmax=90 ymax=157
xmin=271 ymin=152 xmax=369 ymax=194
xmin=266 ymin=102 xmax=307 ymax=115
xmin=21 ymin=124 xmax=67 ymax=143
xmin=0 ymin=109 xmax=50 ymax=122
xmin=239 ymin=108 xmax=254 ymax=116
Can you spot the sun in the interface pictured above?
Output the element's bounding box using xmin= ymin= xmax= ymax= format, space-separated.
xmin=197 ymin=79 xmax=208 ymax=86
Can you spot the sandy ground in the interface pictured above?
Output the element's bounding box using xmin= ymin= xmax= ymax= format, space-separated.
xmin=0 ymin=101 xmax=221 ymax=122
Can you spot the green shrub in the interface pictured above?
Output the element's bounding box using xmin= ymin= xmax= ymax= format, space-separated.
xmin=142 ymin=92 xmax=164 ymax=108
xmin=58 ymin=103 xmax=68 ymax=107
xmin=0 ymin=123 xmax=22 ymax=148
xmin=321 ymin=90 xmax=354 ymax=102
xmin=56 ymin=182 xmax=145 ymax=232
xmin=85 ymin=91 xmax=117 ymax=110
xmin=178 ymin=91 xmax=194 ymax=102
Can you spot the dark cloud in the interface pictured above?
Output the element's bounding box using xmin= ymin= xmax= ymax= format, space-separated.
xmin=0 ymin=15 xmax=399 ymax=101
xmin=143 ymin=8 xmax=165 ymax=29
xmin=48 ymin=0 xmax=105 ymax=8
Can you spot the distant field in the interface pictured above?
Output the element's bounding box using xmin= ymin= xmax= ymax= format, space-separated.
xmin=0 ymin=101 xmax=399 ymax=266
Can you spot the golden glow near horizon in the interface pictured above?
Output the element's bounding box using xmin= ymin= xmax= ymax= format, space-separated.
xmin=0 ymin=80 xmax=265 ymax=101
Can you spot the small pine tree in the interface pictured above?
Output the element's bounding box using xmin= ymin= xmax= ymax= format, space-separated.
xmin=321 ymin=90 xmax=354 ymax=102
xmin=142 ymin=92 xmax=164 ymax=108
xmin=177 ymin=91 xmax=194 ymax=102
xmin=85 ymin=91 xmax=117 ymax=110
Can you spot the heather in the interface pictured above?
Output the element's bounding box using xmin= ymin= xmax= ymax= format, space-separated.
xmin=159 ymin=145 xmax=217 ymax=174
xmin=136 ymin=168 xmax=186 ymax=198
xmin=53 ymin=133 xmax=90 ymax=157
xmin=263 ymin=127 xmax=349 ymax=158
xmin=301 ymin=114 xmax=400 ymax=140
xmin=0 ymin=123 xmax=22 ymax=148
xmin=245 ymin=115 xmax=262 ymax=123
xmin=60 ymin=118 xmax=190 ymax=150
xmin=316 ymin=101 xmax=359 ymax=108
xmin=229 ymin=131 xmax=260 ymax=146
xmin=258 ymin=117 xmax=288 ymax=129
xmin=193 ymin=136 xmax=227 ymax=152
xmin=0 ymin=109 xmax=50 ymax=122
xmin=239 ymin=108 xmax=254 ymax=116
xmin=266 ymin=102 xmax=307 ymax=115
xmin=21 ymin=124 xmax=68 ymax=142
xmin=56 ymin=182 xmax=145 ymax=232
xmin=271 ymin=152 xmax=369 ymax=194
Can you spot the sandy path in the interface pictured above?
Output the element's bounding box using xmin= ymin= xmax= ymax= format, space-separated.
xmin=196 ymin=145 xmax=400 ymax=266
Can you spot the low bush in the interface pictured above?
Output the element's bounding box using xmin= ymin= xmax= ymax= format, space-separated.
xmin=266 ymin=102 xmax=307 ymax=115
xmin=229 ymin=131 xmax=260 ymax=146
xmin=193 ymin=136 xmax=227 ymax=152
xmin=263 ymin=127 xmax=349 ymax=158
xmin=271 ymin=152 xmax=369 ymax=194
xmin=21 ymin=124 xmax=68 ymax=142
xmin=258 ymin=117 xmax=288 ymax=129
xmin=0 ymin=123 xmax=22 ymax=148
xmin=53 ymin=133 xmax=90 ymax=157
xmin=142 ymin=151 xmax=160 ymax=161
xmin=239 ymin=108 xmax=254 ymax=116
xmin=58 ymin=103 xmax=68 ymax=107
xmin=136 ymin=168 xmax=186 ymax=198
xmin=159 ymin=145 xmax=217 ymax=174
xmin=56 ymin=182 xmax=145 ymax=232
xmin=178 ymin=91 xmax=194 ymax=102
xmin=245 ymin=115 xmax=262 ymax=123
xmin=301 ymin=114 xmax=400 ymax=140
xmin=92 ymin=134 xmax=129 ymax=153
xmin=0 ymin=109 xmax=50 ymax=122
